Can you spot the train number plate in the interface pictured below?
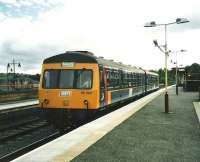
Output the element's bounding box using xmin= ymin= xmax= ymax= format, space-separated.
xmin=60 ymin=91 xmax=71 ymax=96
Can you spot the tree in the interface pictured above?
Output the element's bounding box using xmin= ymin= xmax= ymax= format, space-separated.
xmin=185 ymin=63 xmax=200 ymax=73
xmin=157 ymin=68 xmax=175 ymax=85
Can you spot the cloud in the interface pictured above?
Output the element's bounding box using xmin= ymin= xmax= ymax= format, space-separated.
xmin=0 ymin=0 xmax=63 ymax=18
xmin=0 ymin=12 xmax=6 ymax=20
xmin=0 ymin=0 xmax=199 ymax=74
xmin=0 ymin=0 xmax=16 ymax=4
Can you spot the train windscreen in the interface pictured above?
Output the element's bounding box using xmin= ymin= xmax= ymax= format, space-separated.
xmin=43 ymin=69 xmax=92 ymax=89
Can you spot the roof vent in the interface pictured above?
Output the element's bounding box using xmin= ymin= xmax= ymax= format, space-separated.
xmin=99 ymin=56 xmax=104 ymax=59
xmin=66 ymin=51 xmax=94 ymax=56
xmin=77 ymin=51 xmax=94 ymax=56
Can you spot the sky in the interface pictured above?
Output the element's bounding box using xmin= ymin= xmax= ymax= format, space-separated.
xmin=0 ymin=0 xmax=199 ymax=74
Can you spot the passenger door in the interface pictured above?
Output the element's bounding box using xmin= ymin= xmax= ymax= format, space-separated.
xmin=99 ymin=65 xmax=105 ymax=107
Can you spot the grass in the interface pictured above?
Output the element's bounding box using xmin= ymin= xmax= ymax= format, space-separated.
xmin=72 ymin=88 xmax=200 ymax=162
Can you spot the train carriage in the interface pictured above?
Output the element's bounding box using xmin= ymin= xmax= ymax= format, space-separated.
xmin=39 ymin=51 xmax=159 ymax=129
xmin=145 ymin=71 xmax=159 ymax=92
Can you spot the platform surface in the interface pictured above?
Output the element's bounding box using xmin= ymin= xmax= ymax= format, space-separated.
xmin=72 ymin=87 xmax=200 ymax=162
xmin=0 ymin=100 xmax=38 ymax=111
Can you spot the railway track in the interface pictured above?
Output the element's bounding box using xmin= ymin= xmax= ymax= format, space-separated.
xmin=0 ymin=119 xmax=48 ymax=143
xmin=0 ymin=104 xmax=45 ymax=131
xmin=0 ymin=118 xmax=61 ymax=162
xmin=0 ymin=103 xmax=76 ymax=162
xmin=0 ymin=125 xmax=75 ymax=162
xmin=0 ymin=132 xmax=61 ymax=162
xmin=0 ymin=116 xmax=41 ymax=132
xmin=0 ymin=105 xmax=39 ymax=123
xmin=0 ymin=104 xmax=38 ymax=114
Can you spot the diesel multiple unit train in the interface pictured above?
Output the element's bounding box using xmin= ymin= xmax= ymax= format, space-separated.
xmin=39 ymin=51 xmax=159 ymax=129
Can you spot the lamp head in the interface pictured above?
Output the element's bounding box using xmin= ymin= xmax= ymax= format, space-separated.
xmin=180 ymin=49 xmax=187 ymax=52
xmin=176 ymin=18 xmax=189 ymax=24
xmin=144 ymin=21 xmax=156 ymax=27
xmin=153 ymin=40 xmax=158 ymax=46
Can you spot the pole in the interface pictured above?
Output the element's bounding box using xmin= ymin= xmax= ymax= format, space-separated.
xmin=7 ymin=59 xmax=21 ymax=90
xmin=7 ymin=64 xmax=9 ymax=92
xmin=13 ymin=59 xmax=15 ymax=89
xmin=175 ymin=53 xmax=178 ymax=95
xmin=164 ymin=24 xmax=169 ymax=113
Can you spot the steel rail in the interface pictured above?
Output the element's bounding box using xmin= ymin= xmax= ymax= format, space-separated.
xmin=0 ymin=131 xmax=61 ymax=162
xmin=0 ymin=120 xmax=49 ymax=143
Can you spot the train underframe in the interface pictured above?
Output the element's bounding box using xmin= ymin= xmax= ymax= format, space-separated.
xmin=42 ymin=108 xmax=97 ymax=131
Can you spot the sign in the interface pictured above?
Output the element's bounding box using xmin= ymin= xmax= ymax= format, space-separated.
xmin=60 ymin=91 xmax=71 ymax=96
xmin=62 ymin=62 xmax=75 ymax=67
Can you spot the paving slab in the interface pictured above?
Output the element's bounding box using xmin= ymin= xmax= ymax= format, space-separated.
xmin=73 ymin=88 xmax=200 ymax=162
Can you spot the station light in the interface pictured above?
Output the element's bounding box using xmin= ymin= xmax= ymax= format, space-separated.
xmin=180 ymin=49 xmax=187 ymax=52
xmin=176 ymin=18 xmax=190 ymax=24
xmin=144 ymin=21 xmax=156 ymax=27
xmin=144 ymin=17 xmax=189 ymax=113
xmin=153 ymin=40 xmax=158 ymax=47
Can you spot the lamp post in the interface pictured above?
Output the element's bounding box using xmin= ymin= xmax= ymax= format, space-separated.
xmin=144 ymin=18 xmax=189 ymax=113
xmin=7 ymin=59 xmax=21 ymax=90
xmin=169 ymin=49 xmax=186 ymax=95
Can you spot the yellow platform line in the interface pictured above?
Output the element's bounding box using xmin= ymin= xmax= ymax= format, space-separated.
xmin=193 ymin=102 xmax=200 ymax=123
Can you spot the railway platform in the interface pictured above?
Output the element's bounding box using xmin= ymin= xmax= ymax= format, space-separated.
xmin=0 ymin=99 xmax=38 ymax=112
xmin=12 ymin=87 xmax=200 ymax=162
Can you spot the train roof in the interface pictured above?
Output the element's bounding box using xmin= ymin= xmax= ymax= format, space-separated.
xmin=96 ymin=56 xmax=144 ymax=73
xmin=43 ymin=51 xmax=145 ymax=73
xmin=43 ymin=51 xmax=98 ymax=64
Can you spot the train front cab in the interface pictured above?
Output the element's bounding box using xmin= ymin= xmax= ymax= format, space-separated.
xmin=39 ymin=62 xmax=100 ymax=127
